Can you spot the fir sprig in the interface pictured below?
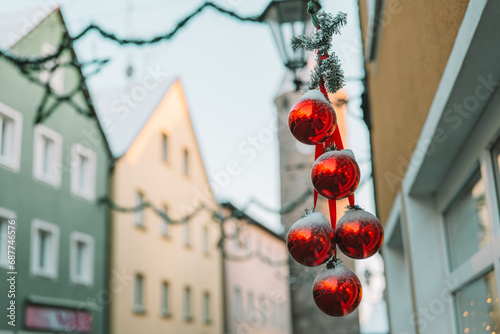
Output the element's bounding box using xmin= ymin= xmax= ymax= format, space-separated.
xmin=291 ymin=11 xmax=347 ymax=94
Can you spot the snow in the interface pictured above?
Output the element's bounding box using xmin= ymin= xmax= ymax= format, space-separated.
xmin=338 ymin=209 xmax=380 ymax=225
xmin=294 ymin=211 xmax=331 ymax=230
xmin=340 ymin=148 xmax=355 ymax=159
xmin=300 ymin=89 xmax=331 ymax=104
xmin=314 ymin=263 xmax=358 ymax=284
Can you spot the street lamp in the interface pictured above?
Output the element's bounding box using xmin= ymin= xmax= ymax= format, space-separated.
xmin=263 ymin=0 xmax=320 ymax=89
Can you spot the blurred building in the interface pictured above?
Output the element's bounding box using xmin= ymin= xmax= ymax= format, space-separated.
xmin=275 ymin=71 xmax=360 ymax=333
xmin=0 ymin=7 xmax=111 ymax=334
xmin=220 ymin=202 xmax=292 ymax=334
xmin=358 ymin=0 xmax=500 ymax=333
xmin=95 ymin=80 xmax=223 ymax=334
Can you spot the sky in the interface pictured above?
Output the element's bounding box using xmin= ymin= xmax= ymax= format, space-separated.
xmin=0 ymin=0 xmax=385 ymax=331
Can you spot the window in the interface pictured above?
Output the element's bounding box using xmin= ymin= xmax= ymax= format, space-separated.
xmin=161 ymin=205 xmax=169 ymax=237
xmin=30 ymin=219 xmax=59 ymax=279
xmin=0 ymin=102 xmax=22 ymax=171
xmin=161 ymin=282 xmax=170 ymax=317
xmin=69 ymin=232 xmax=94 ymax=286
xmin=183 ymin=149 xmax=189 ymax=176
xmin=444 ymin=168 xmax=490 ymax=270
xmin=135 ymin=192 xmax=144 ymax=227
xmin=247 ymin=291 xmax=255 ymax=323
xmin=202 ymin=226 xmax=209 ymax=254
xmin=0 ymin=219 xmax=9 ymax=269
xmin=33 ymin=125 xmax=62 ymax=188
xmin=234 ymin=286 xmax=243 ymax=321
xmin=184 ymin=287 xmax=192 ymax=321
xmin=184 ymin=221 xmax=190 ymax=247
xmin=455 ymin=271 xmax=500 ymax=333
xmin=492 ymin=140 xmax=500 ymax=208
xmin=70 ymin=144 xmax=97 ymax=201
xmin=203 ymin=292 xmax=211 ymax=324
xmin=161 ymin=133 xmax=168 ymax=162
xmin=259 ymin=295 xmax=267 ymax=325
xmin=40 ymin=43 xmax=64 ymax=93
xmin=134 ymin=274 xmax=145 ymax=313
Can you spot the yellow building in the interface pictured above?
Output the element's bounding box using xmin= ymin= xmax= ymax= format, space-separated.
xmin=96 ymin=79 xmax=223 ymax=334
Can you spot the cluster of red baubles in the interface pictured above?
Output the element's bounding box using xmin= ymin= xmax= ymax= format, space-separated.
xmin=286 ymin=90 xmax=384 ymax=317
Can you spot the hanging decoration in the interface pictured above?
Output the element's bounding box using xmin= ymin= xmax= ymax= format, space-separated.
xmin=285 ymin=1 xmax=384 ymax=317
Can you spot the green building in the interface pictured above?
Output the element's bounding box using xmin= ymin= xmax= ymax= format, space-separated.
xmin=0 ymin=7 xmax=111 ymax=334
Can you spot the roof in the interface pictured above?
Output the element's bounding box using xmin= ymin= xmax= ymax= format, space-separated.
xmin=91 ymin=78 xmax=175 ymax=158
xmin=221 ymin=202 xmax=285 ymax=242
xmin=0 ymin=6 xmax=57 ymax=49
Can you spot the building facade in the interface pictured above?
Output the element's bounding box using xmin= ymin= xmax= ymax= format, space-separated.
xmin=359 ymin=0 xmax=500 ymax=332
xmin=221 ymin=202 xmax=292 ymax=334
xmin=0 ymin=8 xmax=111 ymax=334
xmin=96 ymin=80 xmax=224 ymax=334
xmin=275 ymin=79 xmax=360 ymax=333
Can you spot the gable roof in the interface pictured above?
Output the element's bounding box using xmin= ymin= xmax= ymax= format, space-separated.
xmin=0 ymin=6 xmax=57 ymax=49
xmin=91 ymin=78 xmax=175 ymax=158
xmin=221 ymin=202 xmax=285 ymax=242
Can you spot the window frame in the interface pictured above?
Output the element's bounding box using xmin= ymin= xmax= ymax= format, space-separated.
xmin=30 ymin=219 xmax=60 ymax=280
xmin=435 ymin=134 xmax=500 ymax=330
xmin=183 ymin=286 xmax=193 ymax=321
xmin=0 ymin=102 xmax=23 ymax=172
xmin=69 ymin=231 xmax=94 ymax=286
xmin=70 ymin=143 xmax=97 ymax=202
xmin=33 ymin=124 xmax=63 ymax=188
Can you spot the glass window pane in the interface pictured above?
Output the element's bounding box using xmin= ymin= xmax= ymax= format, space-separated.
xmin=43 ymin=137 xmax=54 ymax=176
xmin=444 ymin=169 xmax=490 ymax=270
xmin=184 ymin=287 xmax=191 ymax=318
xmin=162 ymin=134 xmax=168 ymax=162
xmin=455 ymin=271 xmax=500 ymax=333
xmin=1 ymin=117 xmax=13 ymax=158
xmin=162 ymin=282 xmax=169 ymax=314
xmin=183 ymin=149 xmax=189 ymax=175
xmin=134 ymin=275 xmax=143 ymax=308
xmin=493 ymin=140 xmax=500 ymax=212
xmin=39 ymin=230 xmax=50 ymax=270
xmin=79 ymin=155 xmax=88 ymax=192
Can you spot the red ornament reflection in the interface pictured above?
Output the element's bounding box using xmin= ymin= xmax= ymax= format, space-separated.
xmin=313 ymin=262 xmax=362 ymax=317
xmin=336 ymin=208 xmax=384 ymax=259
xmin=287 ymin=211 xmax=335 ymax=267
xmin=311 ymin=149 xmax=360 ymax=200
xmin=288 ymin=91 xmax=337 ymax=145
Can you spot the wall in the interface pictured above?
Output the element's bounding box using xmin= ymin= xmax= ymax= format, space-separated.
xmin=0 ymin=11 xmax=109 ymax=334
xmin=109 ymin=81 xmax=223 ymax=334
xmin=223 ymin=212 xmax=291 ymax=334
xmin=358 ymin=0 xmax=469 ymax=223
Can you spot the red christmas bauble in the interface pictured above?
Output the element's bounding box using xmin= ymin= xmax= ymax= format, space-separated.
xmin=311 ymin=149 xmax=360 ymax=200
xmin=313 ymin=262 xmax=362 ymax=317
xmin=287 ymin=211 xmax=335 ymax=267
xmin=288 ymin=90 xmax=337 ymax=145
xmin=336 ymin=208 xmax=384 ymax=259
